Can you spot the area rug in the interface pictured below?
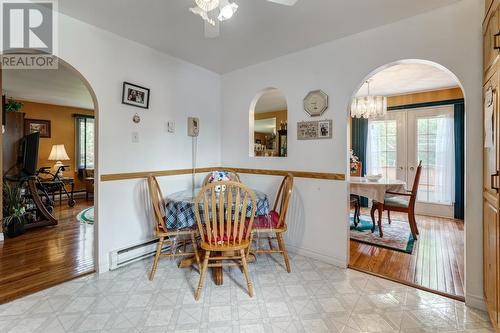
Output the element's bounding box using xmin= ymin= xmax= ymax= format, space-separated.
xmin=350 ymin=215 xmax=415 ymax=254
xmin=77 ymin=207 xmax=94 ymax=225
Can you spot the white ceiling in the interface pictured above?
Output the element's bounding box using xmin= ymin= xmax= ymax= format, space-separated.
xmin=255 ymin=88 xmax=287 ymax=113
xmin=354 ymin=63 xmax=461 ymax=97
xmin=58 ymin=0 xmax=460 ymax=74
xmin=3 ymin=65 xmax=94 ymax=110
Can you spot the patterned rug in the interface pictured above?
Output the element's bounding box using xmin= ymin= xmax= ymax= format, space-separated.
xmin=77 ymin=207 xmax=94 ymax=225
xmin=350 ymin=214 xmax=415 ymax=254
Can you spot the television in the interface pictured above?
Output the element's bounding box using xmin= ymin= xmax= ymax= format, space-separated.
xmin=19 ymin=132 xmax=40 ymax=176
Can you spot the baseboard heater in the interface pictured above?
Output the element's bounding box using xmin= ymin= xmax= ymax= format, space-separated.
xmin=109 ymin=238 xmax=172 ymax=270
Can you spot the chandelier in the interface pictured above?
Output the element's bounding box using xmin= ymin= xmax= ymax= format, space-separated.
xmin=350 ymin=80 xmax=387 ymax=119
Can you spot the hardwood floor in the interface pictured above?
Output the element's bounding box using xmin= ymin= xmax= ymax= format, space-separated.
xmin=0 ymin=199 xmax=94 ymax=304
xmin=349 ymin=208 xmax=464 ymax=299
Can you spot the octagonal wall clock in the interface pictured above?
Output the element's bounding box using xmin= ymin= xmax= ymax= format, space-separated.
xmin=303 ymin=90 xmax=329 ymax=117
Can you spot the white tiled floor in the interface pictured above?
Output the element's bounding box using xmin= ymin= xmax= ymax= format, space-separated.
xmin=0 ymin=252 xmax=493 ymax=332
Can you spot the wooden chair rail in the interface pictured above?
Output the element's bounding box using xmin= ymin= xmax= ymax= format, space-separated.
xmin=100 ymin=167 xmax=345 ymax=182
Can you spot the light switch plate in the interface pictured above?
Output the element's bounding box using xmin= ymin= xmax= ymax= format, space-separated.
xmin=166 ymin=121 xmax=175 ymax=133
xmin=132 ymin=131 xmax=139 ymax=143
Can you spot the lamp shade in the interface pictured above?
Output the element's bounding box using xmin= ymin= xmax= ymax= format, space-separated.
xmin=48 ymin=144 xmax=70 ymax=161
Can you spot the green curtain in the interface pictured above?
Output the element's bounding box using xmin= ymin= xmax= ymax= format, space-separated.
xmin=454 ymin=101 xmax=465 ymax=219
xmin=351 ymin=118 xmax=368 ymax=206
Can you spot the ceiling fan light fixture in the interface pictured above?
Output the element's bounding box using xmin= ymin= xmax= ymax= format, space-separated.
xmin=218 ymin=0 xmax=238 ymax=21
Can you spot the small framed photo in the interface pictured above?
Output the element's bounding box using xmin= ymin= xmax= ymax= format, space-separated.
xmin=122 ymin=82 xmax=150 ymax=109
xmin=24 ymin=119 xmax=51 ymax=138
xmin=318 ymin=120 xmax=332 ymax=139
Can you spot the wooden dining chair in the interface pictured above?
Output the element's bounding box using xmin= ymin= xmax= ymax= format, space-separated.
xmin=202 ymin=170 xmax=241 ymax=186
xmin=194 ymin=181 xmax=257 ymax=300
xmin=350 ymin=161 xmax=362 ymax=225
xmin=147 ymin=175 xmax=201 ymax=280
xmin=371 ymin=161 xmax=423 ymax=240
xmin=247 ymin=174 xmax=294 ymax=273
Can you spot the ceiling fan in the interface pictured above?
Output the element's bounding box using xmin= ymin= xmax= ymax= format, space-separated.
xmin=189 ymin=0 xmax=298 ymax=38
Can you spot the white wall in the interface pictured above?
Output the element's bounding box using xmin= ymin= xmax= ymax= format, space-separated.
xmin=221 ymin=0 xmax=483 ymax=308
xmin=56 ymin=14 xmax=222 ymax=272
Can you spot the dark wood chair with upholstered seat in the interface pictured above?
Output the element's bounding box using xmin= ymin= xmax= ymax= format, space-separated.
xmin=350 ymin=161 xmax=361 ymax=226
xmin=370 ymin=161 xmax=422 ymax=240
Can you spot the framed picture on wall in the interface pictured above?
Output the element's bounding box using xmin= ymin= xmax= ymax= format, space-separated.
xmin=122 ymin=82 xmax=150 ymax=109
xmin=24 ymin=119 xmax=51 ymax=138
xmin=318 ymin=120 xmax=331 ymax=138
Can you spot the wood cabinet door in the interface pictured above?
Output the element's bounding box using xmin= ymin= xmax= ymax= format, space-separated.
xmin=484 ymin=199 xmax=499 ymax=327
xmin=484 ymin=70 xmax=500 ymax=328
xmin=484 ymin=72 xmax=500 ymax=196
xmin=487 ymin=0 xmax=495 ymax=17
xmin=484 ymin=5 xmax=500 ymax=75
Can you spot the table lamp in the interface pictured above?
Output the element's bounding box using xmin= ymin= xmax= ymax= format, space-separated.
xmin=48 ymin=144 xmax=70 ymax=177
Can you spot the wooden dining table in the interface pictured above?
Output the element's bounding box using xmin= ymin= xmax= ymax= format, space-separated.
xmin=349 ymin=177 xmax=406 ymax=237
xmin=165 ymin=187 xmax=270 ymax=286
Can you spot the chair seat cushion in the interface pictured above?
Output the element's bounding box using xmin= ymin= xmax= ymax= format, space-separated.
xmin=203 ymin=224 xmax=249 ymax=244
xmin=384 ymin=196 xmax=409 ymax=208
xmin=252 ymin=210 xmax=281 ymax=229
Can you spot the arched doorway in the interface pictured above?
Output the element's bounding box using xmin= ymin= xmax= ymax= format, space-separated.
xmin=347 ymin=59 xmax=466 ymax=300
xmin=0 ymin=56 xmax=99 ymax=303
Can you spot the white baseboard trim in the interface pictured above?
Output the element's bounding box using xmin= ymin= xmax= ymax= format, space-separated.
xmin=286 ymin=244 xmax=347 ymax=269
xmin=466 ymin=293 xmax=486 ymax=311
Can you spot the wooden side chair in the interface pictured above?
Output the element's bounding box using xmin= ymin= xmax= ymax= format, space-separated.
xmin=371 ymin=161 xmax=423 ymax=240
xmin=350 ymin=161 xmax=362 ymax=225
xmin=147 ymin=175 xmax=201 ymax=280
xmin=194 ymin=181 xmax=256 ymax=300
xmin=202 ymin=170 xmax=241 ymax=185
xmin=248 ymin=173 xmax=293 ymax=273
xmin=83 ymin=169 xmax=94 ymax=201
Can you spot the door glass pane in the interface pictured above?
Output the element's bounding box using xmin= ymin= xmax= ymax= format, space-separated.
xmin=416 ymin=115 xmax=454 ymax=204
xmin=367 ymin=119 xmax=397 ymax=179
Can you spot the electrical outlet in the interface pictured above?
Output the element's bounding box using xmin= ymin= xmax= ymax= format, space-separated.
xmin=132 ymin=131 xmax=139 ymax=143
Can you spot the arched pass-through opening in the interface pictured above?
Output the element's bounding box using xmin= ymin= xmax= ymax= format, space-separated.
xmin=346 ymin=59 xmax=466 ymax=300
xmin=0 ymin=54 xmax=100 ymax=303
xmin=249 ymin=87 xmax=288 ymax=158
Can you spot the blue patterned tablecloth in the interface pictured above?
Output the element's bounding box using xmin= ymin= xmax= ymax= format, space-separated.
xmin=165 ymin=188 xmax=270 ymax=230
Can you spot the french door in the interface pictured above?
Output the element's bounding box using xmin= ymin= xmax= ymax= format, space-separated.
xmin=367 ymin=105 xmax=456 ymax=218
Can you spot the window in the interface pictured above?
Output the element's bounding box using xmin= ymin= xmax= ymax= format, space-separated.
xmin=76 ymin=116 xmax=95 ymax=170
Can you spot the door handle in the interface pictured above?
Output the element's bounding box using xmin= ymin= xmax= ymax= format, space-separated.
xmin=409 ymin=166 xmax=415 ymax=171
xmin=492 ymin=171 xmax=499 ymax=192
xmin=399 ymin=166 xmax=404 ymax=170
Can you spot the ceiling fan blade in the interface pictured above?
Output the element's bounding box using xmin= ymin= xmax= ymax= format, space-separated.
xmin=204 ymin=20 xmax=220 ymax=38
xmin=266 ymin=0 xmax=298 ymax=6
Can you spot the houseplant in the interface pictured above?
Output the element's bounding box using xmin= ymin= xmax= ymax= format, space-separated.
xmin=4 ymin=98 xmax=24 ymax=112
xmin=2 ymin=183 xmax=26 ymax=238
xmin=350 ymin=149 xmax=360 ymax=174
